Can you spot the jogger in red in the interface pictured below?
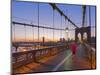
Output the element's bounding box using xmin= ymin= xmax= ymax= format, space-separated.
xmin=70 ymin=42 xmax=77 ymax=55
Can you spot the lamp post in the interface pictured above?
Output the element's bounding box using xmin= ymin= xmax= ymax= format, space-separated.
xmin=65 ymin=27 xmax=69 ymax=41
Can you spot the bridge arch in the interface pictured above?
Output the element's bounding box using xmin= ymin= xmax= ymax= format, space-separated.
xmin=75 ymin=26 xmax=91 ymax=43
xmin=83 ymin=32 xmax=88 ymax=41
xmin=77 ymin=32 xmax=82 ymax=42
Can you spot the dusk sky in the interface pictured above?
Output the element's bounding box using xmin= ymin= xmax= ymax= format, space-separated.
xmin=12 ymin=0 xmax=96 ymax=42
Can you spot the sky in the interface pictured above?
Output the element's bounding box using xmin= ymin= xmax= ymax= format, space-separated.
xmin=12 ymin=0 xmax=96 ymax=42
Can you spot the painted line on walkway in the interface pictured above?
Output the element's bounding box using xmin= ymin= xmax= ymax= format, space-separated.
xmin=52 ymin=53 xmax=72 ymax=71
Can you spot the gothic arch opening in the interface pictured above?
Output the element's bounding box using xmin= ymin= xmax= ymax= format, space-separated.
xmin=77 ymin=33 xmax=82 ymax=42
xmin=83 ymin=32 xmax=88 ymax=41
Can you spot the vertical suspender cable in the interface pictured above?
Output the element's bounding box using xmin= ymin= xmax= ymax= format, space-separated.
xmin=38 ymin=3 xmax=40 ymax=48
xmin=65 ymin=18 xmax=66 ymax=40
xmin=89 ymin=6 xmax=91 ymax=27
xmin=13 ymin=24 xmax=15 ymax=42
xmin=67 ymin=11 xmax=71 ymax=41
xmin=85 ymin=8 xmax=87 ymax=27
xmin=60 ymin=15 xmax=62 ymax=40
xmin=43 ymin=25 xmax=44 ymax=44
xmin=13 ymin=24 xmax=17 ymax=52
xmin=32 ymin=3 xmax=34 ymax=43
xmin=66 ymin=9 xmax=68 ymax=40
xmin=32 ymin=26 xmax=34 ymax=42
xmin=53 ymin=9 xmax=55 ymax=43
xmin=25 ymin=25 xmax=26 ymax=42
xmin=89 ymin=6 xmax=92 ymax=69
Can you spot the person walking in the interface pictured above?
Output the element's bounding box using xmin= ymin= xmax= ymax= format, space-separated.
xmin=70 ymin=42 xmax=77 ymax=55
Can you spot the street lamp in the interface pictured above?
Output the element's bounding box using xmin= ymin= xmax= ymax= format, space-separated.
xmin=65 ymin=27 xmax=68 ymax=33
xmin=65 ymin=27 xmax=69 ymax=41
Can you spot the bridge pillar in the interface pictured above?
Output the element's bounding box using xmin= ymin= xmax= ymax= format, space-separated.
xmin=75 ymin=26 xmax=91 ymax=43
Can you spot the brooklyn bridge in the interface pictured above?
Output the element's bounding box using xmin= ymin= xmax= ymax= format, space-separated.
xmin=12 ymin=1 xmax=96 ymax=74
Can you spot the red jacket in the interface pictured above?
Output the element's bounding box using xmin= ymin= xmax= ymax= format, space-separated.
xmin=70 ymin=43 xmax=77 ymax=52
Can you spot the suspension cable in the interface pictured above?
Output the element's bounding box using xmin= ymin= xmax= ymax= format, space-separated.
xmin=60 ymin=15 xmax=62 ymax=39
xmin=38 ymin=3 xmax=40 ymax=46
xmin=33 ymin=27 xmax=34 ymax=42
xmin=85 ymin=8 xmax=87 ymax=27
xmin=24 ymin=25 xmax=26 ymax=42
xmin=13 ymin=24 xmax=15 ymax=42
xmin=53 ymin=8 xmax=55 ymax=42
xmin=88 ymin=6 xmax=92 ymax=69
xmin=89 ymin=6 xmax=91 ymax=27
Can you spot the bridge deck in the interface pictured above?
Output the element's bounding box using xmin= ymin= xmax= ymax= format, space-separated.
xmin=13 ymin=44 xmax=94 ymax=74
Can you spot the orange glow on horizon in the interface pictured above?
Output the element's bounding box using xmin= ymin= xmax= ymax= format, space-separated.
xmin=12 ymin=37 xmax=63 ymax=42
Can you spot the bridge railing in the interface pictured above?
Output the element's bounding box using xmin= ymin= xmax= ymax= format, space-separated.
xmin=84 ymin=43 xmax=96 ymax=69
xmin=12 ymin=44 xmax=68 ymax=69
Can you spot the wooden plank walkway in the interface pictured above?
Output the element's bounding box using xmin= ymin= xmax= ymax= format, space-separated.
xmin=13 ymin=44 xmax=95 ymax=74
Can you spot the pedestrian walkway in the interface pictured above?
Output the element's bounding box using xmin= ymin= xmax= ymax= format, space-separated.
xmin=58 ymin=55 xmax=91 ymax=71
xmin=14 ymin=44 xmax=92 ymax=74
